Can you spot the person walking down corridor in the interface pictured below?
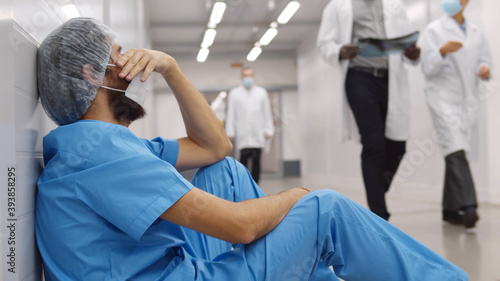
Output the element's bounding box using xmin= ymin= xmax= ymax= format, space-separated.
xmin=317 ymin=0 xmax=421 ymax=220
xmin=225 ymin=67 xmax=274 ymax=184
xmin=420 ymin=0 xmax=493 ymax=228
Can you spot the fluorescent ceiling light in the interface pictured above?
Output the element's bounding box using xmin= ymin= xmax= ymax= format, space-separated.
xmin=61 ymin=4 xmax=81 ymax=20
xmin=277 ymin=1 xmax=300 ymax=24
xmin=197 ymin=48 xmax=210 ymax=63
xmin=210 ymin=91 xmax=228 ymax=110
xmin=201 ymin=29 xmax=217 ymax=48
xmin=247 ymin=46 xmax=262 ymax=62
xmin=210 ymin=2 xmax=227 ymax=25
xmin=259 ymin=28 xmax=278 ymax=46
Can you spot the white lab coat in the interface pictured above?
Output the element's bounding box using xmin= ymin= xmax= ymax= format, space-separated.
xmin=421 ymin=16 xmax=493 ymax=156
xmin=317 ymin=0 xmax=416 ymax=142
xmin=225 ymin=85 xmax=275 ymax=151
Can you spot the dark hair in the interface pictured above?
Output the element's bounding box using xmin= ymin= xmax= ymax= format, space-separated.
xmin=107 ymin=92 xmax=146 ymax=123
xmin=103 ymin=64 xmax=146 ymax=123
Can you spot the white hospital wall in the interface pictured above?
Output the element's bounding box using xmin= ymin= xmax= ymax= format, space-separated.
xmin=482 ymin=0 xmax=500 ymax=204
xmin=280 ymin=90 xmax=301 ymax=162
xmin=297 ymin=32 xmax=364 ymax=189
xmin=0 ymin=20 xmax=51 ymax=281
xmin=297 ymin=0 xmax=498 ymax=204
xmin=0 ymin=1 xmax=149 ymax=280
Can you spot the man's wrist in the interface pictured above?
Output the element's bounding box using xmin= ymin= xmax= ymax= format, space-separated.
xmin=289 ymin=187 xmax=310 ymax=200
xmin=161 ymin=55 xmax=178 ymax=79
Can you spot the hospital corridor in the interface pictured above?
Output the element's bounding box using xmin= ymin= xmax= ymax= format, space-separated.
xmin=1 ymin=0 xmax=500 ymax=280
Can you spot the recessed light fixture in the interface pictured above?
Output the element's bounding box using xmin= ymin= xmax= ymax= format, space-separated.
xmin=277 ymin=1 xmax=300 ymax=24
xmin=247 ymin=46 xmax=262 ymax=62
xmin=259 ymin=28 xmax=278 ymax=46
xmin=201 ymin=29 xmax=217 ymax=48
xmin=61 ymin=4 xmax=81 ymax=20
xmin=210 ymin=2 xmax=227 ymax=25
xmin=197 ymin=48 xmax=210 ymax=63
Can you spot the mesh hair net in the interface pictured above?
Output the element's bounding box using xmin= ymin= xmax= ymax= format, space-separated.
xmin=37 ymin=17 xmax=117 ymax=125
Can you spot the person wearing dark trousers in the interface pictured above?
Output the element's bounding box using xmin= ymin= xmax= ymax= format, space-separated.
xmin=239 ymin=148 xmax=262 ymax=184
xmin=442 ymin=151 xmax=478 ymax=227
xmin=225 ymin=67 xmax=274 ymax=184
xmin=421 ymin=0 xmax=492 ymax=228
xmin=317 ymin=0 xmax=421 ymax=220
xmin=345 ymin=69 xmax=407 ymax=220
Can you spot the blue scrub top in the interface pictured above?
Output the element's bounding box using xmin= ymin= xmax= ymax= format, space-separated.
xmin=36 ymin=120 xmax=196 ymax=280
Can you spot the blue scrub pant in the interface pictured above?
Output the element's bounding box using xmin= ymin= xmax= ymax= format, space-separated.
xmin=183 ymin=157 xmax=467 ymax=281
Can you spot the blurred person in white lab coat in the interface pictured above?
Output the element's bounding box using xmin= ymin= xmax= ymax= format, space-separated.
xmin=225 ymin=67 xmax=274 ymax=184
xmin=420 ymin=0 xmax=493 ymax=228
xmin=317 ymin=0 xmax=420 ymax=220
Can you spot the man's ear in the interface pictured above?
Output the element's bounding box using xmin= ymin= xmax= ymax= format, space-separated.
xmin=82 ymin=64 xmax=103 ymax=86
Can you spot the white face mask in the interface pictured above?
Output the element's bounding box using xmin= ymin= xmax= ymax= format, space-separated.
xmin=101 ymin=64 xmax=151 ymax=106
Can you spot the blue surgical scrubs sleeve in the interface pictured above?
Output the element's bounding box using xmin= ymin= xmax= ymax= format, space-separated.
xmin=140 ymin=138 xmax=179 ymax=167
xmin=75 ymin=154 xmax=193 ymax=242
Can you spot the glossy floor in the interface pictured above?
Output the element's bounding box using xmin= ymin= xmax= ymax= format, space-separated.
xmin=258 ymin=177 xmax=500 ymax=281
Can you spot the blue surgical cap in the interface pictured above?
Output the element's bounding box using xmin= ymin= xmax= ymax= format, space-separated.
xmin=37 ymin=17 xmax=117 ymax=125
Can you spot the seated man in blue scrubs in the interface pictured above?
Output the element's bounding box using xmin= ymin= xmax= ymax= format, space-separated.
xmin=35 ymin=18 xmax=467 ymax=281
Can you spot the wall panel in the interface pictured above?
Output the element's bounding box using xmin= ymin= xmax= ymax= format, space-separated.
xmin=0 ymin=20 xmax=47 ymax=281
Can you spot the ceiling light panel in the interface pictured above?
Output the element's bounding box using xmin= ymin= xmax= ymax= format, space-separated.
xmin=197 ymin=48 xmax=210 ymax=63
xmin=60 ymin=4 xmax=81 ymax=20
xmin=201 ymin=29 xmax=217 ymax=48
xmin=277 ymin=1 xmax=300 ymax=24
xmin=247 ymin=46 xmax=262 ymax=62
xmin=259 ymin=28 xmax=278 ymax=46
xmin=209 ymin=2 xmax=227 ymax=25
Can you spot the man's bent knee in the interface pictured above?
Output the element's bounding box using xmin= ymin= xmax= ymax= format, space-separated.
xmin=193 ymin=157 xmax=252 ymax=184
xmin=301 ymin=189 xmax=357 ymax=216
xmin=296 ymin=190 xmax=347 ymax=210
xmin=195 ymin=157 xmax=235 ymax=175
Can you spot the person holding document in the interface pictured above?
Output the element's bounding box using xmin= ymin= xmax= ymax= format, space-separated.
xmin=317 ymin=0 xmax=421 ymax=220
xmin=420 ymin=0 xmax=493 ymax=228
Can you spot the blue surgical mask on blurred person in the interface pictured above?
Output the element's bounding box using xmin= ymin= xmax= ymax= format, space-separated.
xmin=441 ymin=0 xmax=463 ymax=16
xmin=243 ymin=77 xmax=254 ymax=88
xmin=101 ymin=64 xmax=151 ymax=106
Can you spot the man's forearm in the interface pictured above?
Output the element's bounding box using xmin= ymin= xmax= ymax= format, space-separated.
xmin=161 ymin=187 xmax=310 ymax=245
xmin=163 ymin=59 xmax=231 ymax=157
xmin=238 ymin=188 xmax=310 ymax=241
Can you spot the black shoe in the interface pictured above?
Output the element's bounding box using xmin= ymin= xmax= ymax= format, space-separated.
xmin=443 ymin=210 xmax=464 ymax=225
xmin=443 ymin=208 xmax=479 ymax=228
xmin=463 ymin=207 xmax=479 ymax=228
